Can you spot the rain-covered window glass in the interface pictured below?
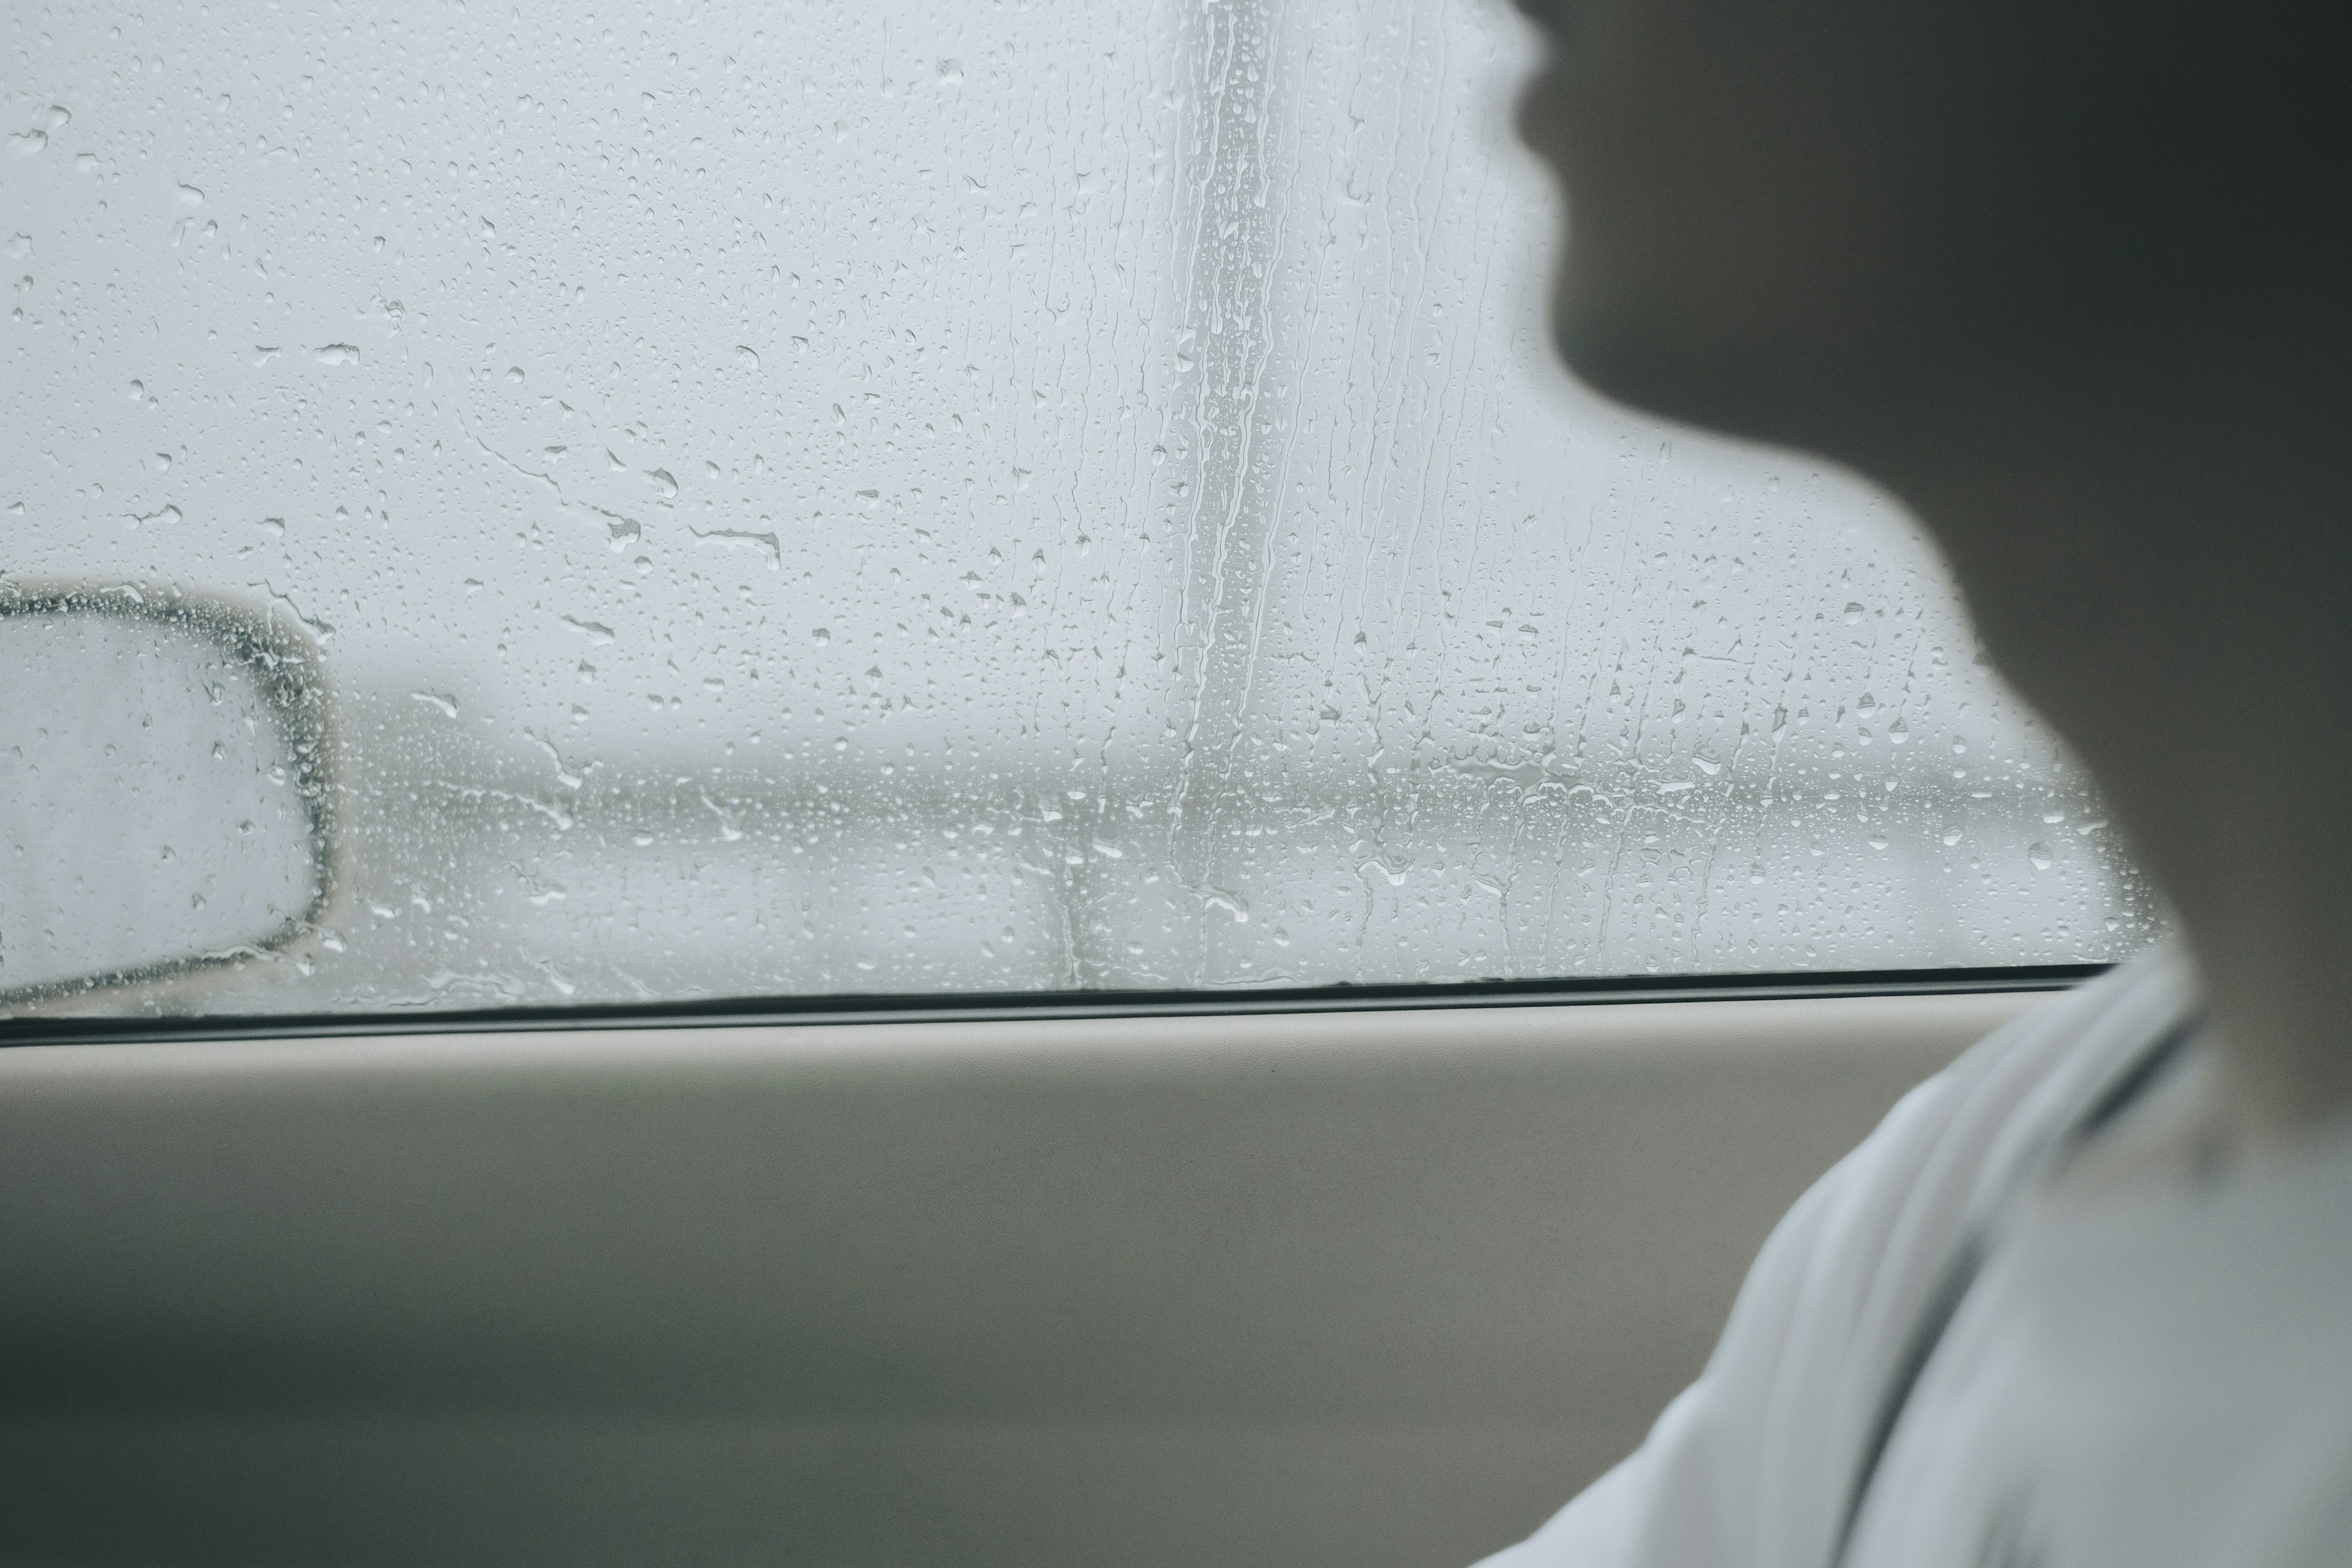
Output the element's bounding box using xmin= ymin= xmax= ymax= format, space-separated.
xmin=2 ymin=1 xmax=2158 ymax=1012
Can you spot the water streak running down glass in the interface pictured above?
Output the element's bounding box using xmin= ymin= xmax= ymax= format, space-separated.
xmin=0 ymin=0 xmax=2159 ymax=1012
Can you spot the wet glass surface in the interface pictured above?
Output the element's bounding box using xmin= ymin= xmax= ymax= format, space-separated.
xmin=0 ymin=0 xmax=2157 ymax=1012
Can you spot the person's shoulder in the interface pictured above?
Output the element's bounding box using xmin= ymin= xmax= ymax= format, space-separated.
xmin=1466 ymin=943 xmax=2201 ymax=1568
xmin=1927 ymin=938 xmax=2200 ymax=1201
xmin=1806 ymin=937 xmax=2195 ymax=1249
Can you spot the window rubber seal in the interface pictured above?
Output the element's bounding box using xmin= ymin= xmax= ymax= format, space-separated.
xmin=0 ymin=963 xmax=2108 ymax=1047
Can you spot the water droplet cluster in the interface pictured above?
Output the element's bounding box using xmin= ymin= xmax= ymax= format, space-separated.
xmin=1 ymin=0 xmax=2155 ymax=1011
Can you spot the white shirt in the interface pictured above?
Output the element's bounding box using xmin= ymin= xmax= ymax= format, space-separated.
xmin=1474 ymin=939 xmax=2352 ymax=1568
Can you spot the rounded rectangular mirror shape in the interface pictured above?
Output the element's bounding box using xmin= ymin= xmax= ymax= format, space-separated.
xmin=0 ymin=587 xmax=337 ymax=1005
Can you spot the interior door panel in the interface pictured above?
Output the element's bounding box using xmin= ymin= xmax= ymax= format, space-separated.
xmin=0 ymin=990 xmax=2049 ymax=1567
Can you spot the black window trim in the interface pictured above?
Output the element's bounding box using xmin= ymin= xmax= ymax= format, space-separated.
xmin=0 ymin=963 xmax=2107 ymax=1048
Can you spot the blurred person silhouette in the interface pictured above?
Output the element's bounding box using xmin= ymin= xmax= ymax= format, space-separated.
xmin=1479 ymin=1 xmax=2352 ymax=1565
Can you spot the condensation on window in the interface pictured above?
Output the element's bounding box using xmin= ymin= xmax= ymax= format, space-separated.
xmin=0 ymin=0 xmax=2160 ymax=1010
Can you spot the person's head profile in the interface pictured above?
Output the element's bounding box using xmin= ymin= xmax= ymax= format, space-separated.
xmin=1512 ymin=0 xmax=2352 ymax=1129
xmin=1510 ymin=0 xmax=2352 ymax=466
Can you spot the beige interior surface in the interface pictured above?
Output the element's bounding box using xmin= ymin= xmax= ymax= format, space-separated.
xmin=0 ymin=989 xmax=2053 ymax=1567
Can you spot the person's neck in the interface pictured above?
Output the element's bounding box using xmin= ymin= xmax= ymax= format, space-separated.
xmin=1874 ymin=350 xmax=2352 ymax=1144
